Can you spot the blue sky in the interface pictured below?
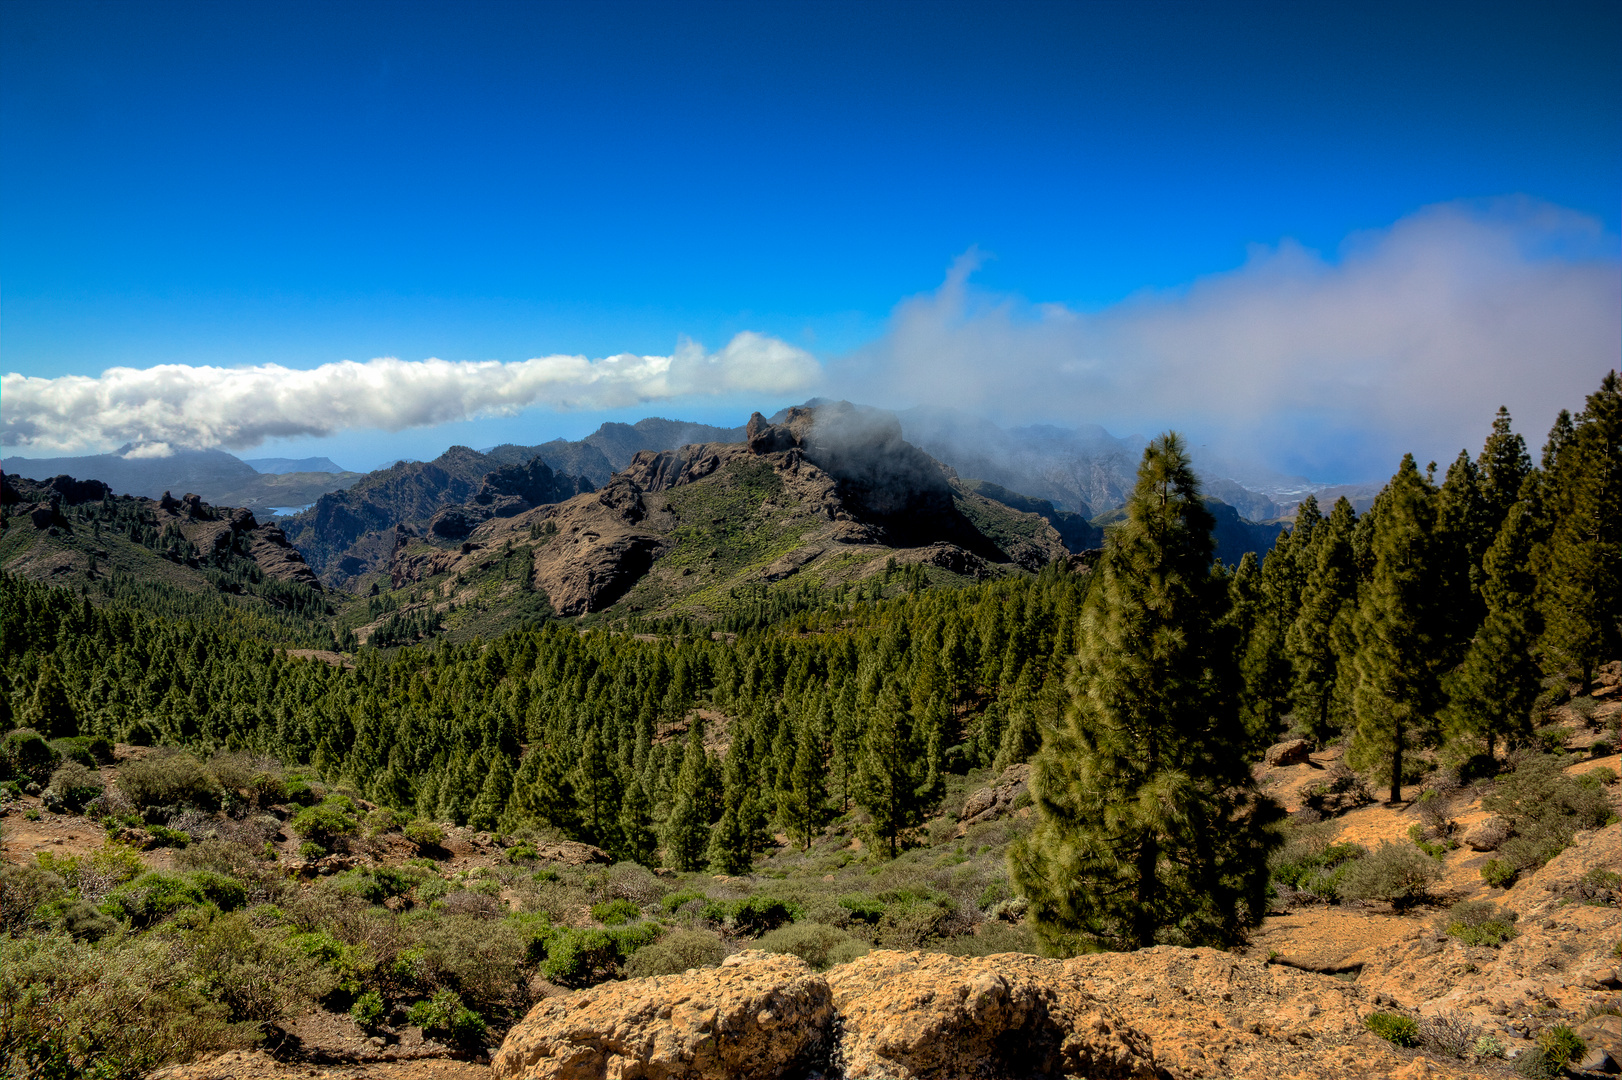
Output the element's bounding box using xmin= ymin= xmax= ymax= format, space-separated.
xmin=3 ymin=0 xmax=1618 ymax=479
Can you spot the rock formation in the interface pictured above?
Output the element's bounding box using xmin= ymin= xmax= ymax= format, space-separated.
xmin=492 ymin=945 xmax=1506 ymax=1080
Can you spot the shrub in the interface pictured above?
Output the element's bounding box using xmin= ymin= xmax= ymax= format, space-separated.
xmin=1364 ymin=1011 xmax=1419 ymax=1047
xmin=590 ymin=898 xmax=641 ymax=925
xmin=1481 ymin=857 xmax=1519 ymax=888
xmin=146 ymin=824 xmax=192 ymax=849
xmin=659 ymin=888 xmax=707 ymax=914
xmin=1481 ymin=755 xmax=1617 ymax=878
xmin=407 ymin=988 xmax=486 ymax=1046
xmin=402 ymin=819 xmax=445 ymax=849
xmin=755 ymin=922 xmax=869 ymax=970
xmin=2 ymin=728 xmax=55 ymax=783
xmin=291 ymin=798 xmax=359 ymax=847
xmin=504 ymin=843 xmax=537 ymax=863
xmin=1594 ymin=739 xmax=1615 ymax=759
xmin=621 ymin=929 xmax=729 ymax=977
xmin=44 ymin=761 xmax=104 ymax=812
xmin=48 ymin=737 xmax=96 ymax=769
xmin=1336 ymin=842 xmax=1441 ymax=907
xmin=187 ymin=870 xmax=248 ymax=913
xmin=186 ymin=911 xmax=336 ymax=1027
xmin=538 ymin=923 xmax=662 ymax=986
xmin=101 ymin=871 xmax=210 ymax=928
xmin=1417 ymin=1011 xmax=1481 ymax=1058
xmin=0 ymin=930 xmax=242 ymax=1078
xmin=1443 ymin=900 xmax=1518 ymax=946
xmin=1472 ymin=1032 xmax=1506 ymax=1058
xmin=364 ymin=807 xmax=404 ymax=836
xmin=350 ymin=989 xmax=386 ymax=1030
xmin=729 ymin=895 xmax=801 ymax=936
xmin=838 ymin=893 xmax=887 ymax=924
xmin=117 ymin=751 xmax=220 ymax=810
xmin=1270 ymin=826 xmax=1367 ymax=902
xmin=1515 ymin=1025 xmax=1586 ymax=1078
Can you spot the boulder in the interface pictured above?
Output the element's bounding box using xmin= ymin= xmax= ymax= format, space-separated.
xmin=1265 ymin=739 xmax=1313 ymax=767
xmin=1462 ymin=816 xmax=1509 ymax=852
xmin=491 ymin=951 xmax=831 ymax=1080
xmin=958 ymin=763 xmax=1031 ymax=827
xmin=825 ymin=950 xmax=1160 ymax=1080
xmin=1575 ymin=1012 xmax=1622 ymax=1073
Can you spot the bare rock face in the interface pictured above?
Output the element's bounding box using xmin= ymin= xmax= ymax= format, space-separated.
xmin=826 ymin=950 xmax=1160 ymax=1080
xmin=959 ymin=763 xmax=1031 ymax=827
xmin=491 ymin=951 xmax=832 ymax=1080
xmin=1265 ymin=739 xmax=1313 ymax=767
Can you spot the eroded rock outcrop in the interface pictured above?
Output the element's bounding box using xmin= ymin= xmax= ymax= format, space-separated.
xmin=492 ymin=951 xmax=832 ymax=1080
xmin=491 ymin=945 xmax=1493 ymax=1080
xmin=826 ymin=950 xmax=1160 ymax=1079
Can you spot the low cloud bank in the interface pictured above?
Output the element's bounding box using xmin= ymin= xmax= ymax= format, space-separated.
xmin=839 ymin=198 xmax=1621 ymax=480
xmin=1 ymin=332 xmax=820 ymax=455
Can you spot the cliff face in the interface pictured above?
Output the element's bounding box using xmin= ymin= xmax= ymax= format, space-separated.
xmin=282 ymin=449 xmax=593 ymax=588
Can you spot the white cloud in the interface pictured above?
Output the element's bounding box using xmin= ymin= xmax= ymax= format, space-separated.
xmin=1 ymin=332 xmax=822 ymax=454
xmin=840 ymin=198 xmax=1621 ymax=479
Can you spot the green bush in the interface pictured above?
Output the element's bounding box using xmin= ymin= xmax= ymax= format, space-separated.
xmin=1443 ymin=900 xmax=1518 ymax=946
xmin=659 ymin=888 xmax=707 ymax=914
xmin=350 ymin=989 xmax=386 ymax=1030
xmin=2 ymin=728 xmax=55 ymax=783
xmin=1515 ymin=1025 xmax=1586 ymax=1078
xmin=755 ymin=922 xmax=869 ymax=970
xmin=621 ymin=929 xmax=729 ymax=977
xmin=48 ymin=737 xmax=97 ymax=769
xmin=0 ymin=930 xmax=242 ymax=1078
xmin=590 ymin=898 xmax=641 ymax=925
xmin=1482 ymin=755 xmax=1617 ymax=879
xmin=101 ymin=871 xmax=210 ymax=928
xmin=1270 ymin=828 xmax=1367 ymax=902
xmin=117 ymin=751 xmax=220 ymax=810
xmin=402 ymin=819 xmax=445 ymax=848
xmin=838 ymin=893 xmax=887 ymax=924
xmin=1481 ymin=857 xmax=1519 ymax=888
xmin=1364 ymin=1011 xmax=1419 ymax=1047
xmin=186 ymin=870 xmax=248 ymax=913
xmin=1336 ymin=841 xmax=1441 ymax=907
xmin=407 ymin=988 xmax=485 ymax=1046
xmin=729 ymin=895 xmax=802 ymax=936
xmin=146 ymin=824 xmax=192 ymax=849
xmin=185 ymin=911 xmax=336 ymax=1027
xmin=539 ymin=923 xmax=662 ymax=986
xmin=504 ymin=843 xmax=537 ymax=863
xmin=45 ymin=761 xmax=104 ymax=812
xmin=290 ymin=798 xmax=359 ymax=846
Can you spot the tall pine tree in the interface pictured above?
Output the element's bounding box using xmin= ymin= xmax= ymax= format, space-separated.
xmin=1010 ymin=433 xmax=1282 ymax=952
xmin=1351 ymin=454 xmax=1443 ymax=803
xmin=1285 ymin=497 xmax=1359 ymax=744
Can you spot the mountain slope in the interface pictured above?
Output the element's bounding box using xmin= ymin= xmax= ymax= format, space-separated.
xmin=380 ymin=403 xmax=1069 ymax=626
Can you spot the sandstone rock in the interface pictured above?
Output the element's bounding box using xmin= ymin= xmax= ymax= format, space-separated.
xmin=1265 ymin=739 xmax=1313 ymax=767
xmin=491 ymin=951 xmax=831 ymax=1080
xmin=1575 ymin=1012 xmax=1622 ymax=1073
xmin=1461 ymin=816 xmax=1509 ymax=852
xmin=958 ymin=763 xmax=1031 ymax=826
xmin=826 ymin=950 xmax=1160 ymax=1080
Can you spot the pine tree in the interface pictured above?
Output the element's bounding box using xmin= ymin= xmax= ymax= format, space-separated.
xmin=467 ymin=753 xmax=514 ymax=831
xmin=1538 ymin=372 xmax=1622 ymax=691
xmin=1351 ymin=454 xmax=1443 ymax=803
xmin=1433 ymin=450 xmax=1489 ymax=654
xmin=1285 ymin=497 xmax=1359 ymax=744
xmin=573 ymin=727 xmax=622 ymax=849
xmin=1445 ymin=479 xmax=1543 ymax=757
xmin=777 ymin=717 xmax=830 ymax=850
xmin=23 ymin=660 xmax=77 ymax=739
xmin=1010 ymin=433 xmax=1282 ymax=952
xmin=1476 ymin=406 xmax=1532 ymax=534
xmin=616 ymin=773 xmax=658 ymax=865
xmin=662 ymin=721 xmax=717 ymax=871
xmin=853 ymin=683 xmax=934 ymax=857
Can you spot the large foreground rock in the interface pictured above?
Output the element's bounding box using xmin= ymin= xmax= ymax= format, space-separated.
xmin=492 ymin=944 xmax=1504 ymax=1080
xmin=491 ymin=951 xmax=831 ymax=1080
xmin=826 ymin=950 xmax=1159 ymax=1079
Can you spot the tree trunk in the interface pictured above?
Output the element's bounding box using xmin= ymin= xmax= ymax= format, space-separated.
xmin=1389 ymin=715 xmax=1404 ymax=804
